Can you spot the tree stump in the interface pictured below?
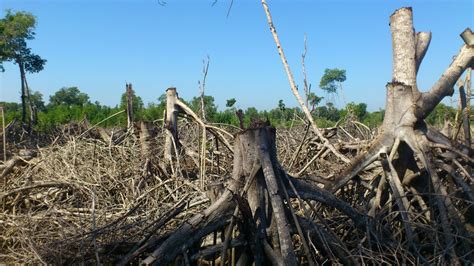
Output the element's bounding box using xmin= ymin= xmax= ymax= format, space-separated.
xmin=164 ymin=87 xmax=179 ymax=165
xmin=329 ymin=8 xmax=474 ymax=263
xmin=139 ymin=123 xmax=368 ymax=265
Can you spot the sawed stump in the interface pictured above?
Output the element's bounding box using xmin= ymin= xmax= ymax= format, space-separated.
xmin=139 ymin=124 xmax=372 ymax=265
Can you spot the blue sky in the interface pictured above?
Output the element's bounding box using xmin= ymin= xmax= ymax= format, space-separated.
xmin=1 ymin=0 xmax=472 ymax=111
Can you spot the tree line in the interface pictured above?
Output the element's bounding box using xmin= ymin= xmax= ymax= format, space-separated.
xmin=1 ymin=85 xmax=460 ymax=132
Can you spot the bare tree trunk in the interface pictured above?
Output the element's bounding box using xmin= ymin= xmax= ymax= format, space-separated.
xmin=1 ymin=106 xmax=6 ymax=162
xmin=164 ymin=87 xmax=179 ymax=163
xmin=18 ymin=61 xmax=28 ymax=127
xmin=199 ymin=58 xmax=210 ymax=189
xmin=126 ymin=83 xmax=134 ymax=131
xmin=23 ymin=76 xmax=37 ymax=128
xmin=261 ymin=0 xmax=350 ymax=164
xmin=139 ymin=121 xmax=154 ymax=172
xmin=462 ymin=68 xmax=471 ymax=146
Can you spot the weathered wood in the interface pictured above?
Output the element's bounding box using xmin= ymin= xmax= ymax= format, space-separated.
xmin=164 ymin=87 xmax=179 ymax=163
xmin=462 ymin=68 xmax=471 ymax=146
xmin=415 ymin=31 xmax=431 ymax=73
xmin=142 ymin=125 xmax=299 ymax=265
xmin=1 ymin=106 xmax=6 ymax=162
xmin=126 ymin=83 xmax=134 ymax=130
xmin=261 ymin=0 xmax=350 ymax=164
xmin=390 ymin=7 xmax=417 ymax=91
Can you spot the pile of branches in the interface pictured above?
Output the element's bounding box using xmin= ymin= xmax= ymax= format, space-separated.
xmin=0 ymin=127 xmax=211 ymax=264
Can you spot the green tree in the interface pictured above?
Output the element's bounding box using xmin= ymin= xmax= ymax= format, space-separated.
xmin=30 ymin=90 xmax=45 ymax=111
xmin=307 ymin=92 xmax=323 ymax=111
xmin=0 ymin=10 xmax=46 ymax=125
xmin=278 ymin=99 xmax=285 ymax=111
xmin=319 ymin=68 xmax=346 ymax=103
xmin=49 ymin=87 xmax=90 ymax=107
xmin=120 ymin=91 xmax=144 ymax=120
xmin=226 ymin=98 xmax=236 ymax=108
xmin=426 ymin=103 xmax=456 ymax=126
xmin=190 ymin=95 xmax=217 ymax=120
xmin=344 ymin=102 xmax=367 ymax=121
xmin=316 ymin=102 xmax=340 ymax=121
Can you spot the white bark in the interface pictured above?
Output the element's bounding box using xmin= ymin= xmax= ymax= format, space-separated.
xmin=415 ymin=31 xmax=431 ymax=73
xmin=164 ymin=87 xmax=179 ymax=163
xmin=416 ymin=44 xmax=474 ymax=118
xmin=261 ymin=0 xmax=349 ymax=163
xmin=390 ymin=7 xmax=417 ymax=90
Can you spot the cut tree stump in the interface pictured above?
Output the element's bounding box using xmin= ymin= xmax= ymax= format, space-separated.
xmin=329 ymin=7 xmax=474 ymax=264
xmin=164 ymin=87 xmax=179 ymax=165
xmin=138 ymin=123 xmax=370 ymax=265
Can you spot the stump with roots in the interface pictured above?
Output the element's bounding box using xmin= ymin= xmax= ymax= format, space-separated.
xmin=140 ymin=123 xmax=373 ymax=265
xmin=328 ymin=7 xmax=474 ymax=264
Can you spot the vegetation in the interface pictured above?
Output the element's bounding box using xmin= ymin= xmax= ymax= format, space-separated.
xmin=0 ymin=10 xmax=46 ymax=126
xmin=1 ymin=86 xmax=398 ymax=131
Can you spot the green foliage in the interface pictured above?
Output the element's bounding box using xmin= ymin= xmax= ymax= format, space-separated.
xmin=226 ymin=98 xmax=236 ymax=108
xmin=0 ymin=10 xmax=46 ymax=72
xmin=362 ymin=110 xmax=384 ymax=128
xmin=341 ymin=102 xmax=367 ymax=121
xmin=426 ymin=103 xmax=456 ymax=126
xmin=142 ymin=102 xmax=165 ymax=122
xmin=319 ymin=68 xmax=346 ymax=94
xmin=315 ymin=103 xmax=340 ymax=122
xmin=278 ymin=99 xmax=285 ymax=110
xmin=307 ymin=92 xmax=323 ymax=110
xmin=49 ymin=87 xmax=90 ymax=107
xmin=315 ymin=118 xmax=336 ymax=128
xmin=30 ymin=90 xmax=45 ymax=111
xmin=190 ymin=95 xmax=217 ymax=120
xmin=0 ymin=101 xmax=21 ymax=124
xmin=1 ymin=85 xmax=390 ymax=132
xmin=120 ymin=91 xmax=144 ymax=120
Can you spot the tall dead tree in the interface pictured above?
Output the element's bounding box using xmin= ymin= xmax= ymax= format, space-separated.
xmin=164 ymin=87 xmax=179 ymax=164
xmin=126 ymin=83 xmax=134 ymax=131
xmin=462 ymin=68 xmax=471 ymax=147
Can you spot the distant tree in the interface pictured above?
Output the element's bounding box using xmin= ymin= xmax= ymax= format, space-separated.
xmin=246 ymin=107 xmax=259 ymax=118
xmin=363 ymin=109 xmax=384 ymax=128
xmin=278 ymin=99 xmax=285 ymax=111
xmin=30 ymin=90 xmax=45 ymax=111
xmin=0 ymin=10 xmax=46 ymax=125
xmin=120 ymin=91 xmax=144 ymax=110
xmin=244 ymin=107 xmax=260 ymax=126
xmin=49 ymin=87 xmax=90 ymax=107
xmin=120 ymin=91 xmax=144 ymax=119
xmin=319 ymin=68 xmax=346 ymax=103
xmin=307 ymin=92 xmax=323 ymax=111
xmin=426 ymin=103 xmax=456 ymax=126
xmin=226 ymin=98 xmax=236 ymax=108
xmin=158 ymin=93 xmax=167 ymax=107
xmin=344 ymin=102 xmax=367 ymax=121
xmin=190 ymin=95 xmax=217 ymax=119
xmin=316 ymin=102 xmax=340 ymax=121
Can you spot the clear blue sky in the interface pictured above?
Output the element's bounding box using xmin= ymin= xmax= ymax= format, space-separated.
xmin=1 ymin=0 xmax=473 ymax=111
